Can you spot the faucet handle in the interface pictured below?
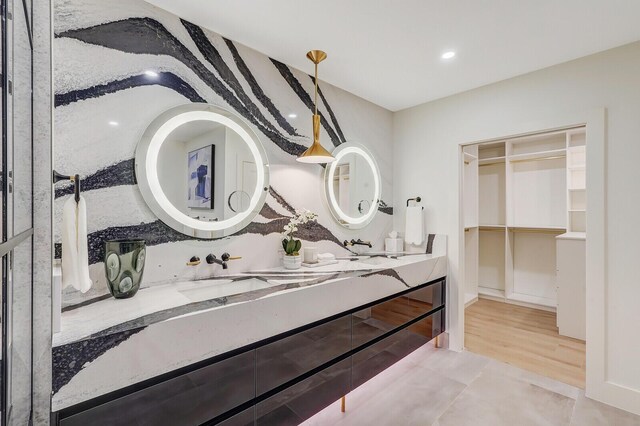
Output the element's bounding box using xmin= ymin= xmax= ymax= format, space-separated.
xmin=221 ymin=253 xmax=242 ymax=261
xmin=186 ymin=256 xmax=201 ymax=266
xmin=205 ymin=254 xmax=216 ymax=264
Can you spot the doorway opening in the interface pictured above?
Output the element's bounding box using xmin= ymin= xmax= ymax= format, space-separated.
xmin=461 ymin=127 xmax=586 ymax=388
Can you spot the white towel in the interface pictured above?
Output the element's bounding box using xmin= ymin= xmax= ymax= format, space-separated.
xmin=405 ymin=206 xmax=424 ymax=245
xmin=62 ymin=196 xmax=93 ymax=293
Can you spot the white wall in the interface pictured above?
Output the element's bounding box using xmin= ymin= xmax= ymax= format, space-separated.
xmin=223 ymin=128 xmax=254 ymax=219
xmin=157 ymin=127 xmax=227 ymax=220
xmin=393 ymin=41 xmax=640 ymax=414
xmin=185 ymin=128 xmax=226 ymax=220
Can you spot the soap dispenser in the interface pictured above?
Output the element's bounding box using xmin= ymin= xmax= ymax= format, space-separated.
xmin=385 ymin=231 xmax=403 ymax=253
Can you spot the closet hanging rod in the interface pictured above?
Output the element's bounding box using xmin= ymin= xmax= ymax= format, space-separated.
xmin=53 ymin=170 xmax=81 ymax=203
xmin=478 ymin=161 xmax=504 ymax=167
xmin=509 ymin=154 xmax=566 ymax=164
xmin=509 ymin=227 xmax=566 ymax=234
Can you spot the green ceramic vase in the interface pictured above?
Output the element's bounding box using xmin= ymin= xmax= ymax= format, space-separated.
xmin=104 ymin=239 xmax=146 ymax=299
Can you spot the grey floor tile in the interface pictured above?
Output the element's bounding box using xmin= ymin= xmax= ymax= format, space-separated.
xmin=314 ymin=369 xmax=465 ymax=425
xmin=415 ymin=349 xmax=490 ymax=385
xmin=483 ymin=358 xmax=581 ymax=400
xmin=437 ymin=370 xmax=575 ymax=426
xmin=570 ymin=392 xmax=640 ymax=426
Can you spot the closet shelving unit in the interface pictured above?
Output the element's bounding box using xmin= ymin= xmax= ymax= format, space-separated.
xmin=463 ymin=127 xmax=586 ymax=311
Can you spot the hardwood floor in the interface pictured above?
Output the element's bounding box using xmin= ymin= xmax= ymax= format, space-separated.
xmin=465 ymin=298 xmax=586 ymax=388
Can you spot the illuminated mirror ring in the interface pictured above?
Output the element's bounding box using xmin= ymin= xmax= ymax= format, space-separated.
xmin=324 ymin=143 xmax=381 ymax=229
xmin=135 ymin=103 xmax=269 ymax=238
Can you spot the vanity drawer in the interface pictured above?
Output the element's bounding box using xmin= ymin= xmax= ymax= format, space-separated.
xmin=256 ymin=315 xmax=351 ymax=396
xmin=59 ymin=350 xmax=255 ymax=426
xmin=352 ymin=328 xmax=412 ymax=389
xmin=351 ymin=280 xmax=444 ymax=349
xmin=256 ymin=359 xmax=350 ymax=426
xmin=402 ymin=280 xmax=445 ymax=318
xmin=352 ymin=296 xmax=408 ymax=348
xmin=351 ymin=309 xmax=444 ymax=390
xmin=406 ymin=309 xmax=445 ymax=342
xmin=216 ymin=407 xmax=255 ymax=426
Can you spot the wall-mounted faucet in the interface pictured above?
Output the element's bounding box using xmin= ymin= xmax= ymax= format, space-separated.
xmin=206 ymin=253 xmax=242 ymax=269
xmin=343 ymin=239 xmax=372 ymax=249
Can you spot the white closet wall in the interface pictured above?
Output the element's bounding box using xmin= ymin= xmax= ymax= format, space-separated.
xmin=463 ymin=145 xmax=479 ymax=305
xmin=478 ymin=229 xmax=505 ymax=297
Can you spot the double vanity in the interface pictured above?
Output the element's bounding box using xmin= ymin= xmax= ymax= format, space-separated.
xmin=52 ymin=252 xmax=447 ymax=425
xmin=52 ymin=102 xmax=447 ymax=425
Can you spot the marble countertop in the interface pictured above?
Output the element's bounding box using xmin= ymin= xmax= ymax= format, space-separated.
xmin=52 ymin=251 xmax=447 ymax=411
xmin=53 ymin=254 xmax=435 ymax=348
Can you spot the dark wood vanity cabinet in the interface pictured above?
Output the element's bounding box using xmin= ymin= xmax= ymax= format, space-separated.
xmin=54 ymin=278 xmax=445 ymax=426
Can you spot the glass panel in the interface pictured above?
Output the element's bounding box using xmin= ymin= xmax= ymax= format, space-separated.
xmin=60 ymin=350 xmax=255 ymax=426
xmin=352 ymin=296 xmax=408 ymax=348
xmin=2 ymin=0 xmax=35 ymax=423
xmin=352 ymin=310 xmax=444 ymax=390
xmin=352 ymin=282 xmax=444 ymax=349
xmin=6 ymin=237 xmax=33 ymax=425
xmin=10 ymin=0 xmax=33 ymax=235
xmin=256 ymin=316 xmax=351 ymax=396
xmin=406 ymin=310 xmax=445 ymax=341
xmin=256 ymin=359 xmax=350 ymax=425
xmin=352 ymin=329 xmax=410 ymax=389
xmin=402 ymin=281 xmax=445 ymax=317
xmin=216 ymin=407 xmax=255 ymax=426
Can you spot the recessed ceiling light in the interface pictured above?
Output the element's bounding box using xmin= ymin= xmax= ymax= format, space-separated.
xmin=441 ymin=51 xmax=456 ymax=60
xmin=108 ymin=121 xmax=119 ymax=126
xmin=288 ymin=113 xmax=297 ymax=118
xmin=145 ymin=70 xmax=159 ymax=77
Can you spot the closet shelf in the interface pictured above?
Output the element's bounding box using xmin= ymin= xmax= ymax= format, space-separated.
xmin=508 ymin=149 xmax=566 ymax=163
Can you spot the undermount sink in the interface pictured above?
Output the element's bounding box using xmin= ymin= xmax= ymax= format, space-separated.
xmin=355 ymin=256 xmax=399 ymax=266
xmin=177 ymin=278 xmax=273 ymax=302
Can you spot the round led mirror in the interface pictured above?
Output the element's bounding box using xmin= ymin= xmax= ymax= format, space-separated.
xmin=135 ymin=104 xmax=269 ymax=238
xmin=324 ymin=143 xmax=381 ymax=229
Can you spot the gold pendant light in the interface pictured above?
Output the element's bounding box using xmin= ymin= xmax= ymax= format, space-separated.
xmin=296 ymin=50 xmax=336 ymax=164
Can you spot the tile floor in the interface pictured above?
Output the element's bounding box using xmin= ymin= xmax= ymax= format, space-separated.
xmin=303 ymin=344 xmax=640 ymax=425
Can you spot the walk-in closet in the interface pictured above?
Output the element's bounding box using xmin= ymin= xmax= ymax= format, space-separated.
xmin=462 ymin=128 xmax=587 ymax=387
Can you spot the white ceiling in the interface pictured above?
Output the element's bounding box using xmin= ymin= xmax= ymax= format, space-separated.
xmin=147 ymin=0 xmax=640 ymax=111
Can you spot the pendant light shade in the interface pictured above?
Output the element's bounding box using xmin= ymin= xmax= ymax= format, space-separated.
xmin=297 ymin=50 xmax=336 ymax=164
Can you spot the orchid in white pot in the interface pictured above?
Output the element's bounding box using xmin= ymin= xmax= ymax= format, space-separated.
xmin=281 ymin=209 xmax=318 ymax=269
